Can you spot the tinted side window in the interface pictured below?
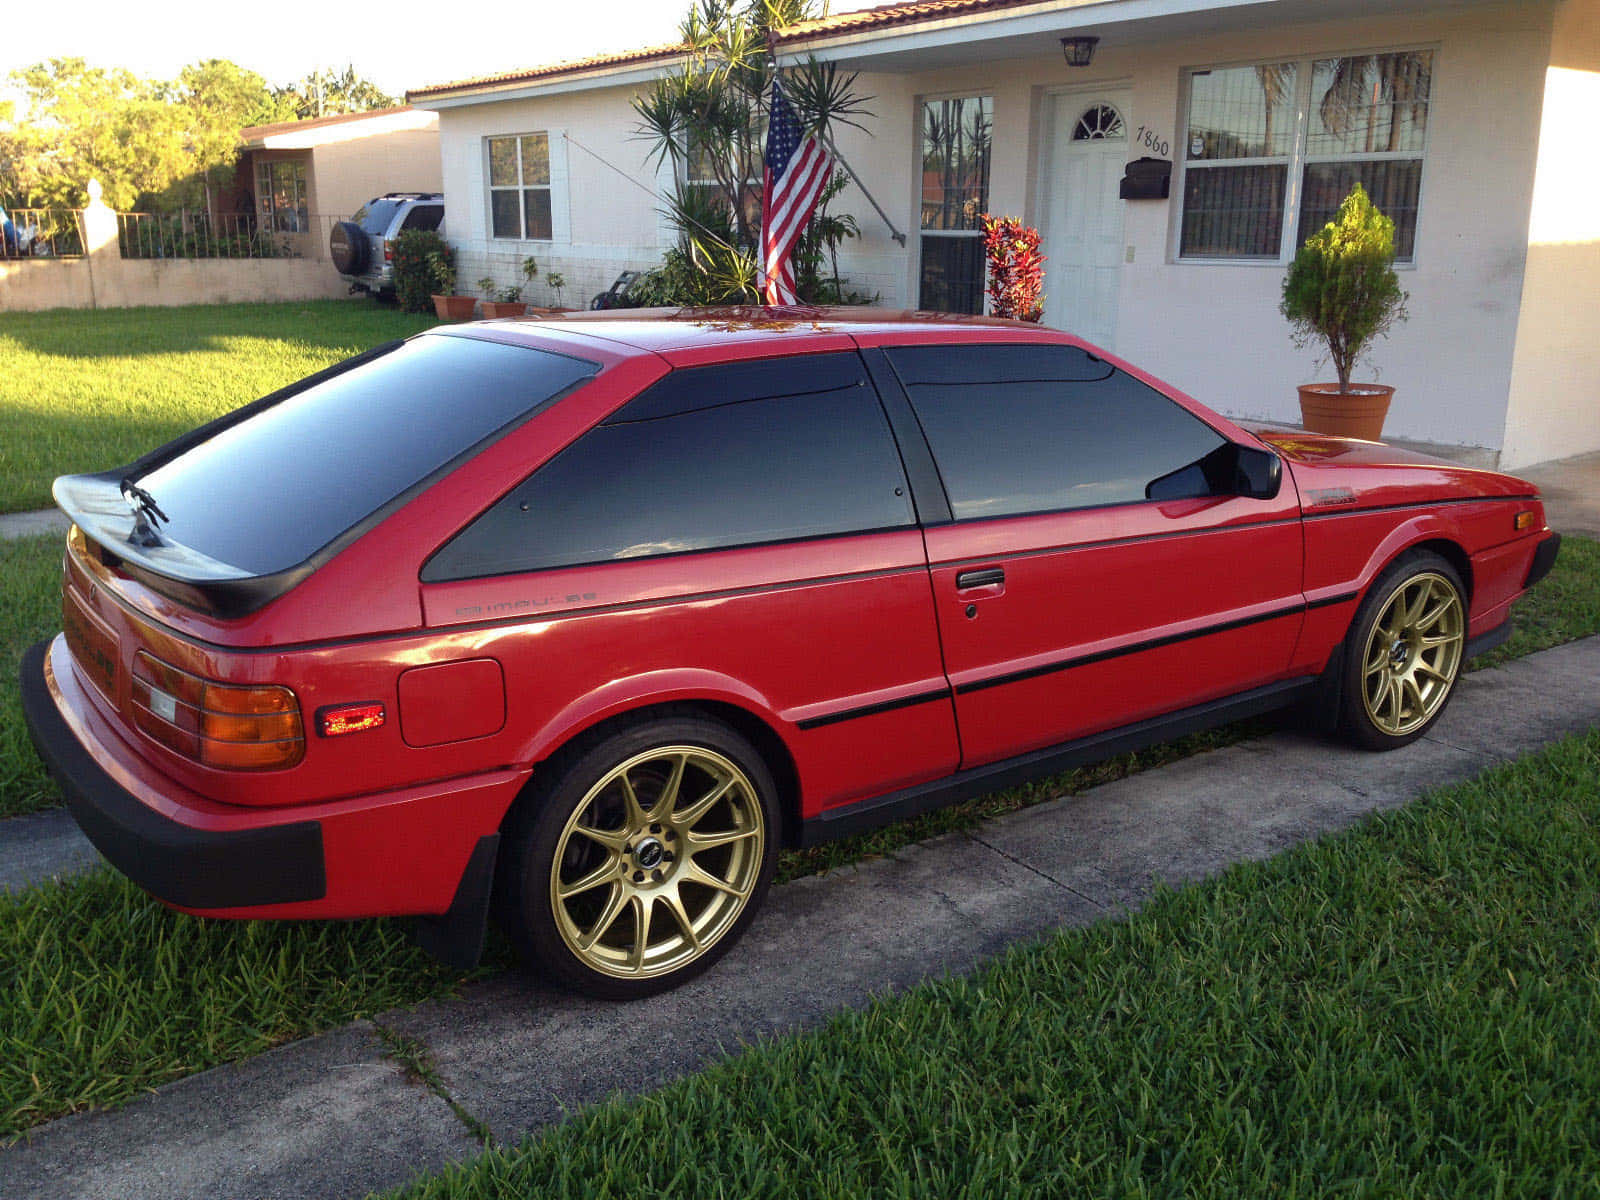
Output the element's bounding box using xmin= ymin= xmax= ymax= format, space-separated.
xmin=400 ymin=205 xmax=443 ymax=232
xmin=886 ymin=344 xmax=1229 ymax=520
xmin=424 ymin=353 xmax=914 ymax=581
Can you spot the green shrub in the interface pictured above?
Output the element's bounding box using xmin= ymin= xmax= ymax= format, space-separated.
xmin=1280 ymin=184 xmax=1407 ymax=391
xmin=391 ymin=229 xmax=454 ymax=314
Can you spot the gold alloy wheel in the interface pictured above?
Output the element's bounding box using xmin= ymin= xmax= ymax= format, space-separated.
xmin=1360 ymin=571 xmax=1465 ymax=737
xmin=549 ymin=746 xmax=765 ymax=980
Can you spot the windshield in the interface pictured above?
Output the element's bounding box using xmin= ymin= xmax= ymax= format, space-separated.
xmin=134 ymin=335 xmax=598 ymax=576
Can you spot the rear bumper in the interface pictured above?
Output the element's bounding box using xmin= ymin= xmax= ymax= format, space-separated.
xmin=21 ymin=639 xmax=325 ymax=908
xmin=20 ymin=635 xmax=528 ymax=919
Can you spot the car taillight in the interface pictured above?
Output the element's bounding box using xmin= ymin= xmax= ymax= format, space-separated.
xmin=131 ymin=651 xmax=304 ymax=770
xmin=382 ymin=240 xmax=392 ymax=262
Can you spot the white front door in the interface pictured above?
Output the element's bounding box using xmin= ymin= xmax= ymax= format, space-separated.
xmin=1041 ymin=91 xmax=1130 ymax=350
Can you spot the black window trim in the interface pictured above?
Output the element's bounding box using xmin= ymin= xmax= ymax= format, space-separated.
xmin=419 ymin=348 xmax=928 ymax=584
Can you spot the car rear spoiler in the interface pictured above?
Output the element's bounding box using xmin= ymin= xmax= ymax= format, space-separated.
xmin=53 ymin=470 xmax=315 ymax=617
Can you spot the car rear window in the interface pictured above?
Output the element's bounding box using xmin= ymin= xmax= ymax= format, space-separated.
xmin=134 ymin=335 xmax=598 ymax=576
xmin=354 ymin=199 xmax=406 ymax=234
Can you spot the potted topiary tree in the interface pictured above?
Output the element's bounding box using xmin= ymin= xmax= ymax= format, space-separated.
xmin=1281 ymin=184 xmax=1408 ymax=440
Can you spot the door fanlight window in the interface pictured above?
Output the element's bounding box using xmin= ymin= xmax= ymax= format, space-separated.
xmin=1072 ymin=104 xmax=1125 ymax=141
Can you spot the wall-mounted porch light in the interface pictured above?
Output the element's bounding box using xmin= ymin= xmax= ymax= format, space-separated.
xmin=1060 ymin=36 xmax=1100 ymax=67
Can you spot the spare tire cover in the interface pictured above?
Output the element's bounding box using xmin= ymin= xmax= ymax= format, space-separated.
xmin=330 ymin=221 xmax=369 ymax=274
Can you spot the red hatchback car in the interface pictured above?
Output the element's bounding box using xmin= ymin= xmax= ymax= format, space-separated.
xmin=23 ymin=308 xmax=1560 ymax=998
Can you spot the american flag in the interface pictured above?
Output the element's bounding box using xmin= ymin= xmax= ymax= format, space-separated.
xmin=760 ymin=79 xmax=833 ymax=306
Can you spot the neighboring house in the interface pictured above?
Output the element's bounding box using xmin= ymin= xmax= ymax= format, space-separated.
xmin=227 ymin=106 xmax=442 ymax=247
xmin=407 ymin=0 xmax=1598 ymax=470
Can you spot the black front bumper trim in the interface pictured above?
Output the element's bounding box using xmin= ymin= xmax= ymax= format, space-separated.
xmin=19 ymin=639 xmax=326 ymax=909
xmin=1525 ymin=532 xmax=1561 ymax=590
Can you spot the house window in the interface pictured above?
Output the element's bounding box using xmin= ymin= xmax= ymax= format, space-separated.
xmin=684 ymin=133 xmax=761 ymax=234
xmin=256 ymin=160 xmax=308 ymax=233
xmin=918 ymin=95 xmax=992 ymax=314
xmin=1179 ymin=50 xmax=1432 ymax=262
xmin=488 ymin=133 xmax=552 ymax=240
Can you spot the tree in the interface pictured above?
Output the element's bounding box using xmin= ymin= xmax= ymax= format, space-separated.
xmin=161 ymin=60 xmax=297 ymax=210
xmin=276 ymin=65 xmax=397 ymax=120
xmin=1281 ymin=184 xmax=1408 ymax=391
xmin=4 ymin=58 xmax=189 ymax=209
xmin=631 ymin=0 xmax=874 ymax=304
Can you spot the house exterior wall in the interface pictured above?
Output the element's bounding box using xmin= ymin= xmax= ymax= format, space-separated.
xmin=825 ymin=2 xmax=1553 ymax=454
xmin=436 ymin=85 xmax=671 ymax=309
xmin=308 ymin=126 xmax=443 ymax=220
xmin=1500 ymin=0 xmax=1600 ymax=470
xmin=426 ymin=1 xmax=1572 ymax=460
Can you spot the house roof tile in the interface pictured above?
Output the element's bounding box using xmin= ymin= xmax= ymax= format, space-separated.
xmin=407 ymin=0 xmax=1069 ymax=101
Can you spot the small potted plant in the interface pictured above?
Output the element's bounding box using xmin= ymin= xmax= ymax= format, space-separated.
xmin=1281 ymin=184 xmax=1408 ymax=440
xmin=546 ymin=271 xmax=568 ymax=311
xmin=479 ymin=276 xmax=526 ymax=318
xmin=428 ymin=246 xmax=476 ymax=320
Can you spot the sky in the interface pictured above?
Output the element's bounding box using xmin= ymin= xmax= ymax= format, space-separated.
xmin=2 ymin=0 xmax=880 ymax=98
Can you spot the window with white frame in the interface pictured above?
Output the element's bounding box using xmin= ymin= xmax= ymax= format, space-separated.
xmin=918 ymin=94 xmax=992 ymax=314
xmin=1178 ymin=50 xmax=1432 ymax=263
xmin=488 ymin=133 xmax=552 ymax=240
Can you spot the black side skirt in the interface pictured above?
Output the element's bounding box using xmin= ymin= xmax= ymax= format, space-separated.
xmin=799 ymin=676 xmax=1318 ymax=847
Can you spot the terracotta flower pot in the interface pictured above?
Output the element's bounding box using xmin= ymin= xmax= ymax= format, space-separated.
xmin=479 ymin=300 xmax=528 ymax=318
xmin=1297 ymin=383 xmax=1395 ymax=442
xmin=431 ymin=294 xmax=478 ymax=321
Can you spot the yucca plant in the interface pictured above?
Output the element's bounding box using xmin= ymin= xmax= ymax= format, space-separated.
xmin=631 ymin=0 xmax=873 ymax=305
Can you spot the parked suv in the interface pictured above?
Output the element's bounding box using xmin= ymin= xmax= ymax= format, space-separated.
xmin=329 ymin=192 xmax=444 ymax=296
xmin=23 ymin=309 xmax=1559 ymax=1000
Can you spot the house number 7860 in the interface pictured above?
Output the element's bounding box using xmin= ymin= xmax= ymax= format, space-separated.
xmin=1134 ymin=125 xmax=1171 ymax=158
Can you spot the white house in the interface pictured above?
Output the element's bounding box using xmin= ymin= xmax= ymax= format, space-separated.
xmin=408 ymin=0 xmax=1599 ymax=470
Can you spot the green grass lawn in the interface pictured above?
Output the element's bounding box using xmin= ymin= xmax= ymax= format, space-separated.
xmin=1 ymin=535 xmax=65 ymax=818
xmin=0 ymin=301 xmax=436 ymax=514
xmin=383 ymin=727 xmax=1600 ymax=1199
xmin=0 ymin=868 xmax=498 ymax=1139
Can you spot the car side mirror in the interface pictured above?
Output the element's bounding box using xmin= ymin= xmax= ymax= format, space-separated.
xmin=1233 ymin=445 xmax=1282 ymax=500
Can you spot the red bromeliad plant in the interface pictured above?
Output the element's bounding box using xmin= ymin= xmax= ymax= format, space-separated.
xmin=980 ymin=214 xmax=1045 ymax=322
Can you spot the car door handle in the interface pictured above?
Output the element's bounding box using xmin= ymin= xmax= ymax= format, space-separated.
xmin=955 ymin=567 xmax=1005 ymax=590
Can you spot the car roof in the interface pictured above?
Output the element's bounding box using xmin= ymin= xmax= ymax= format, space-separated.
xmin=443 ymin=306 xmax=1071 ymax=359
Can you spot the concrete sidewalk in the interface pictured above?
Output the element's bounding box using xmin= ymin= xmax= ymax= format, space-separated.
xmin=2 ymin=636 xmax=1597 ymax=1200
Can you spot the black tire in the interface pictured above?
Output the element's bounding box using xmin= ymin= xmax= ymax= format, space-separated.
xmin=1337 ymin=549 xmax=1468 ymax=751
xmin=329 ymin=221 xmax=368 ymax=274
xmin=496 ymin=713 xmax=780 ymax=999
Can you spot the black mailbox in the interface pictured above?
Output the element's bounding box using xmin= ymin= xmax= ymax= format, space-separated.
xmin=1120 ymin=156 xmax=1172 ymax=200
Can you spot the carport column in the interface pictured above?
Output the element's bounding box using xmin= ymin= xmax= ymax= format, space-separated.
xmin=81 ymin=179 xmax=118 ymax=310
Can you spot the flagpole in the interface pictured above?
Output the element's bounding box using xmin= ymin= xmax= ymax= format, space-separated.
xmin=765 ymin=35 xmax=908 ymax=249
xmin=823 ymin=135 xmax=908 ymax=248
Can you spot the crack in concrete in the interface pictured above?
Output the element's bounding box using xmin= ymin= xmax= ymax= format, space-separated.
xmin=373 ymin=1022 xmax=495 ymax=1148
xmin=964 ymin=831 xmax=1108 ymax=910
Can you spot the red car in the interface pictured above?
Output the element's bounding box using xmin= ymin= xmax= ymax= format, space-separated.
xmin=22 ymin=308 xmax=1560 ymax=998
